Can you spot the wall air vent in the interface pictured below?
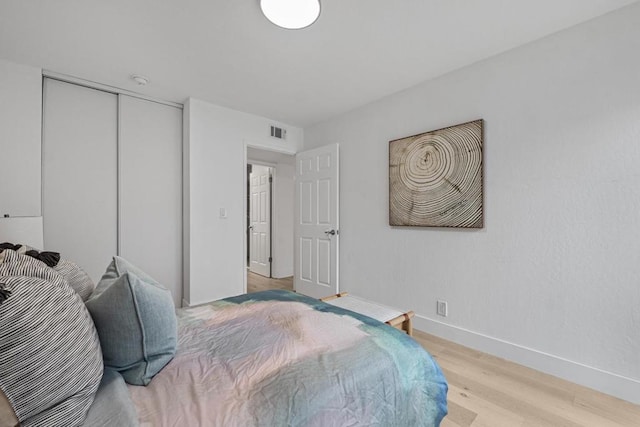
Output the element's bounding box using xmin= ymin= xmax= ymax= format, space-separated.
xmin=270 ymin=125 xmax=286 ymax=140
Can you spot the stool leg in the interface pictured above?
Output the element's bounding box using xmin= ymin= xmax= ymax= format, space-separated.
xmin=404 ymin=316 xmax=413 ymax=336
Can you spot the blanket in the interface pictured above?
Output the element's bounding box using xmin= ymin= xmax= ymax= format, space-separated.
xmin=128 ymin=290 xmax=447 ymax=426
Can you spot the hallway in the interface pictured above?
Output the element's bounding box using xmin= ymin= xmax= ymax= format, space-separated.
xmin=247 ymin=272 xmax=293 ymax=293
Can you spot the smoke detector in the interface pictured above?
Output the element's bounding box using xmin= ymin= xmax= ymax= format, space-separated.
xmin=131 ymin=74 xmax=149 ymax=86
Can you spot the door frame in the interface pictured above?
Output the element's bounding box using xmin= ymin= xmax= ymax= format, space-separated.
xmin=242 ymin=143 xmax=296 ymax=293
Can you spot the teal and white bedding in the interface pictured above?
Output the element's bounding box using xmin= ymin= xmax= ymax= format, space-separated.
xmin=128 ymin=290 xmax=448 ymax=426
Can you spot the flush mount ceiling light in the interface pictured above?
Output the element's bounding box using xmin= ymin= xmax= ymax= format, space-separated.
xmin=260 ymin=0 xmax=321 ymax=30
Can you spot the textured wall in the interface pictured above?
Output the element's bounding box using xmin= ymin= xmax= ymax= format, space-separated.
xmin=304 ymin=4 xmax=640 ymax=403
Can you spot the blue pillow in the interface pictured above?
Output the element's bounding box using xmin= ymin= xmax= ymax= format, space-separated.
xmin=94 ymin=255 xmax=159 ymax=295
xmin=86 ymin=257 xmax=177 ymax=386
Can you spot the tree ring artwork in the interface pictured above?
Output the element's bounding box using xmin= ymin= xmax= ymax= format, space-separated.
xmin=389 ymin=120 xmax=483 ymax=228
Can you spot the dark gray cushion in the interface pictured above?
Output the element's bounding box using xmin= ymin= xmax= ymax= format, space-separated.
xmin=86 ymin=256 xmax=177 ymax=386
xmin=0 ymin=250 xmax=103 ymax=427
xmin=82 ymin=369 xmax=139 ymax=427
xmin=11 ymin=243 xmax=95 ymax=302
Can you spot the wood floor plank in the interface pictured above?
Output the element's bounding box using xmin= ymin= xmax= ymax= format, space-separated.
xmin=441 ymin=417 xmax=462 ymax=427
xmin=435 ymin=349 xmax=613 ymax=426
xmin=445 ymin=400 xmax=477 ymax=426
xmin=573 ymin=393 xmax=640 ymax=426
xmin=413 ymin=330 xmax=640 ymax=427
xmin=444 ymin=369 xmax=585 ymax=427
xmin=247 ymin=271 xmax=293 ymax=293
xmin=447 ymin=384 xmax=525 ymax=427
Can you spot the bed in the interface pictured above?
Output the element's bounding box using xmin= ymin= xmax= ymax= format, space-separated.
xmin=0 ymin=247 xmax=447 ymax=427
xmin=127 ymin=290 xmax=448 ymax=426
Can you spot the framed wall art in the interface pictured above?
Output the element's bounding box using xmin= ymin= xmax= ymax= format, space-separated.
xmin=389 ymin=119 xmax=484 ymax=228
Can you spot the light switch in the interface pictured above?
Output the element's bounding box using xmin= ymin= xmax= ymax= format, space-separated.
xmin=219 ymin=208 xmax=227 ymax=219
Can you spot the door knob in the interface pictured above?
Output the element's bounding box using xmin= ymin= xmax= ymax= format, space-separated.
xmin=324 ymin=229 xmax=337 ymax=236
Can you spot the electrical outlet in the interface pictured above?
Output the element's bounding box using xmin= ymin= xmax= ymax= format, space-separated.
xmin=437 ymin=300 xmax=448 ymax=317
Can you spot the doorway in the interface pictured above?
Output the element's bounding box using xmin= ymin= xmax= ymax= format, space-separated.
xmin=246 ymin=147 xmax=295 ymax=293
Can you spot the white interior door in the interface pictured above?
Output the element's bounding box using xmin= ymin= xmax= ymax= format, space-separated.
xmin=294 ymin=144 xmax=339 ymax=298
xmin=249 ymin=165 xmax=271 ymax=277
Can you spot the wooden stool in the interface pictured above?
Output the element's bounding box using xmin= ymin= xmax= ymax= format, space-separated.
xmin=321 ymin=292 xmax=414 ymax=336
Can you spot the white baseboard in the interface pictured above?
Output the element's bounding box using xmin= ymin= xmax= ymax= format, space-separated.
xmin=413 ymin=314 xmax=640 ymax=405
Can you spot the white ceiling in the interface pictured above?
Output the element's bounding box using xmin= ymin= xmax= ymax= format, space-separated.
xmin=0 ymin=0 xmax=637 ymax=127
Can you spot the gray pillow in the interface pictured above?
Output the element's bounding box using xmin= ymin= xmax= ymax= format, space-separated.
xmin=82 ymin=369 xmax=139 ymax=427
xmin=86 ymin=256 xmax=177 ymax=386
xmin=54 ymin=259 xmax=95 ymax=302
xmin=7 ymin=243 xmax=95 ymax=301
xmin=0 ymin=250 xmax=103 ymax=427
xmin=93 ymin=255 xmax=158 ymax=297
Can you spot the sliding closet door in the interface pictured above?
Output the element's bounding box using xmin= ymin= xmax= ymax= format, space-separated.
xmin=118 ymin=95 xmax=182 ymax=306
xmin=42 ymin=79 xmax=118 ymax=282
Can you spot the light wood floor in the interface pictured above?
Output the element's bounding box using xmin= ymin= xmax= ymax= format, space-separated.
xmin=414 ymin=330 xmax=640 ymax=427
xmin=247 ymin=271 xmax=293 ymax=293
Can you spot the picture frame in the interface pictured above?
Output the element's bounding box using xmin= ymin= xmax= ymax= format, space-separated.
xmin=389 ymin=119 xmax=484 ymax=228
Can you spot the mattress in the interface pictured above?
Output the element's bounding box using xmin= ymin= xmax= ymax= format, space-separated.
xmin=127 ymin=290 xmax=448 ymax=426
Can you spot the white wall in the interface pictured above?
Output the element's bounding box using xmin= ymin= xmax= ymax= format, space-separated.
xmin=304 ymin=4 xmax=640 ymax=404
xmin=184 ymin=98 xmax=302 ymax=305
xmin=0 ymin=59 xmax=42 ymax=217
